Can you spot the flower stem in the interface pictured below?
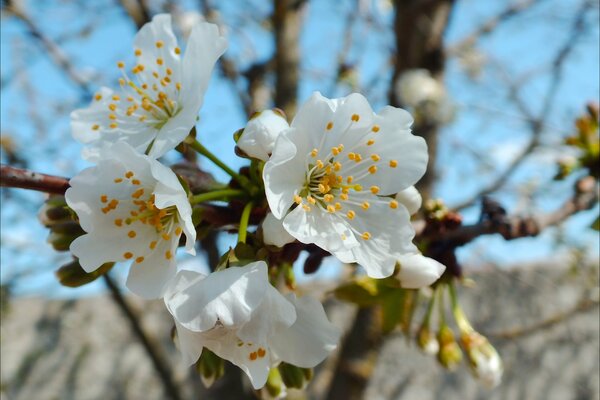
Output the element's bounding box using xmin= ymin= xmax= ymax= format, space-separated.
xmin=448 ymin=281 xmax=473 ymax=333
xmin=423 ymin=288 xmax=437 ymax=328
xmin=438 ymin=284 xmax=446 ymax=325
xmin=186 ymin=138 xmax=251 ymax=190
xmin=238 ymin=201 xmax=253 ymax=244
xmin=190 ymin=189 xmax=246 ymax=205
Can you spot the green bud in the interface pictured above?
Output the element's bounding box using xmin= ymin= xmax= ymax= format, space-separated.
xmin=38 ymin=196 xmax=71 ymax=227
xmin=437 ymin=325 xmax=463 ymax=370
xmin=278 ymin=362 xmax=306 ymax=389
xmin=55 ymin=260 xmax=113 ymax=287
xmin=264 ymin=367 xmax=284 ymax=398
xmin=47 ymin=231 xmax=76 ymax=251
xmin=282 ymin=263 xmax=296 ymax=290
xmin=233 ymin=128 xmax=244 ymax=143
xmin=195 ymin=349 xmax=224 ymax=388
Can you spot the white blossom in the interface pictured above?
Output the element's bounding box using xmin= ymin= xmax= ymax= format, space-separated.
xmin=263 ymin=92 xmax=428 ymax=278
xmin=395 ymin=185 xmax=422 ymax=216
xmin=66 ymin=142 xmax=196 ymax=298
xmin=395 ymin=69 xmax=445 ymax=108
xmin=396 ymin=253 xmax=445 ymax=289
xmin=164 ymin=261 xmax=339 ymax=389
xmin=462 ymin=331 xmax=503 ymax=389
xmin=262 ymin=212 xmax=295 ymax=247
xmin=237 ymin=110 xmax=290 ymax=161
xmin=72 ymin=14 xmax=226 ymax=160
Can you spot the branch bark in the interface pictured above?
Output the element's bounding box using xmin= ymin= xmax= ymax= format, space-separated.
xmin=1 ymin=164 xmax=70 ymax=195
xmin=273 ymin=0 xmax=305 ymax=117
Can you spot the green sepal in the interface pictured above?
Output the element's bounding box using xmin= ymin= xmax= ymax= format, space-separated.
xmin=55 ymin=261 xmax=113 ymax=287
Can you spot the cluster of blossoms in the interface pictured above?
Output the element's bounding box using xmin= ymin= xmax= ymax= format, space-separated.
xmin=62 ymin=13 xmax=453 ymax=391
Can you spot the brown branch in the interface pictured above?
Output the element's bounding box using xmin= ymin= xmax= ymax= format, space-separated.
xmin=426 ymin=176 xmax=598 ymax=247
xmin=102 ymin=274 xmax=183 ymax=400
xmin=1 ymin=164 xmax=70 ymax=195
xmin=486 ymin=297 xmax=599 ymax=340
xmin=118 ymin=0 xmax=152 ymax=29
xmin=451 ymin=0 xmax=593 ymax=211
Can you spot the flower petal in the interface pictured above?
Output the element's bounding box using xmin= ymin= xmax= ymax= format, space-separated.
xmin=395 ymin=186 xmax=422 ymax=215
xmin=164 ymin=261 xmax=270 ymax=332
xmin=396 ymin=253 xmax=445 ymax=289
xmin=126 ymin=237 xmax=178 ymax=298
xmin=283 ymin=205 xmax=358 ymax=254
xmin=270 ymin=294 xmax=340 ymax=368
xmin=262 ymin=212 xmax=295 ymax=247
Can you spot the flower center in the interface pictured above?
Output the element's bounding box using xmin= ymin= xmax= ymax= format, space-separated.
xmin=100 ymin=169 xmax=183 ymax=262
xmin=92 ymin=43 xmax=183 ymax=133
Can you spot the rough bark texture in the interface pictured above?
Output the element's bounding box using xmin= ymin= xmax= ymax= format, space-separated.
xmin=1 ymin=262 xmax=597 ymax=400
xmin=273 ymin=0 xmax=305 ymax=117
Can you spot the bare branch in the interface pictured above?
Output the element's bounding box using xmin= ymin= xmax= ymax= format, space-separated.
xmin=1 ymin=164 xmax=70 ymax=195
xmin=6 ymin=4 xmax=92 ymax=95
xmin=448 ymin=0 xmax=543 ymax=56
xmin=486 ymin=296 xmax=599 ymax=340
xmin=452 ymin=1 xmax=593 ymax=211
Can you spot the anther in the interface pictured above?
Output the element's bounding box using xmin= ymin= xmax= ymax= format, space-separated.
xmin=368 ymin=165 xmax=378 ymax=174
xmin=371 ymin=154 xmax=381 ymax=162
xmin=389 ymin=160 xmax=398 ymax=168
xmin=128 ymin=230 xmax=137 ymax=238
xmin=346 ymin=210 xmax=355 ymax=220
xmin=361 ymin=232 xmax=371 ymax=240
xmin=361 ymin=201 xmax=370 ymax=210
xmin=310 ymin=148 xmax=318 ymax=157
xmin=372 ymin=125 xmax=380 ymax=132
xmin=389 ymin=200 xmax=398 ymax=209
xmin=326 ymin=121 xmax=334 ymax=130
xmin=351 ymin=114 xmax=360 ymax=122
xmin=135 ymin=256 xmax=144 ymax=263
xmin=370 ymin=186 xmax=380 ymax=194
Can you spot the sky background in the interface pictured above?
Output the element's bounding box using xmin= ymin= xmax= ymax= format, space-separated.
xmin=1 ymin=0 xmax=598 ymax=298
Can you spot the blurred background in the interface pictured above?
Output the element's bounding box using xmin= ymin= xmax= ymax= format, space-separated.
xmin=1 ymin=0 xmax=598 ymax=399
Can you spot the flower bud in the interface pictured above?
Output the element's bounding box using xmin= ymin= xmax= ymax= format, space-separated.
xmin=461 ymin=331 xmax=503 ymax=388
xmin=195 ymin=349 xmax=224 ymax=388
xmin=55 ymin=260 xmax=113 ymax=287
xmin=38 ymin=196 xmax=71 ymax=227
xmin=237 ymin=109 xmax=290 ymax=161
xmin=395 ymin=69 xmax=445 ymax=109
xmin=263 ymin=367 xmax=286 ymax=399
xmin=395 ymin=186 xmax=422 ymax=216
xmin=417 ymin=323 xmax=439 ymax=355
xmin=278 ymin=362 xmax=308 ymax=390
xmin=437 ymin=325 xmax=463 ymax=370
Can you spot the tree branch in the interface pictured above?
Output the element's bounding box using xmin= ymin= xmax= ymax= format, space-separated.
xmin=1 ymin=164 xmax=70 ymax=195
xmin=451 ymin=0 xmax=593 ymax=211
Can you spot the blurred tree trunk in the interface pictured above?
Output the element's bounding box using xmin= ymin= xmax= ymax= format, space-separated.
xmin=326 ymin=2 xmax=456 ymax=399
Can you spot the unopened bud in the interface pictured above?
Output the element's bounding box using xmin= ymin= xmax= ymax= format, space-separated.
xmin=417 ymin=324 xmax=439 ymax=355
xmin=461 ymin=331 xmax=503 ymax=388
xmin=56 ymin=260 xmax=113 ymax=287
xmin=263 ymin=367 xmax=285 ymax=399
xmin=278 ymin=362 xmax=307 ymax=389
xmin=437 ymin=325 xmax=462 ymax=370
xmin=195 ymin=349 xmax=224 ymax=388
xmin=38 ymin=196 xmax=71 ymax=227
xmin=46 ymin=221 xmax=85 ymax=251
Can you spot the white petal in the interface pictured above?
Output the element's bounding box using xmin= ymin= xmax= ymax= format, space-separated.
xmin=238 ymin=110 xmax=290 ymax=161
xmin=396 ymin=254 xmax=445 ymax=288
xmin=126 ymin=237 xmax=178 ymax=298
xmin=262 ymin=212 xmax=295 ymax=247
xmin=350 ymin=112 xmax=427 ymax=195
xmin=174 ymin=321 xmax=206 ymax=366
xmin=395 ymin=186 xmax=422 ymax=215
xmin=283 ymin=205 xmax=358 ymax=254
xmin=179 ymin=20 xmax=227 ymax=113
xmin=237 ymin=285 xmax=296 ymax=344
xmin=341 ymin=196 xmax=417 ymax=279
xmin=263 ymin=129 xmax=307 ymax=219
xmin=205 ymin=333 xmax=272 ymax=390
xmin=164 ymin=261 xmax=269 ymax=332
xmin=270 ymin=294 xmax=340 ymax=368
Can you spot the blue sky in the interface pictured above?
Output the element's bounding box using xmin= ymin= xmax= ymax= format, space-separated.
xmin=1 ymin=0 xmax=598 ymax=297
